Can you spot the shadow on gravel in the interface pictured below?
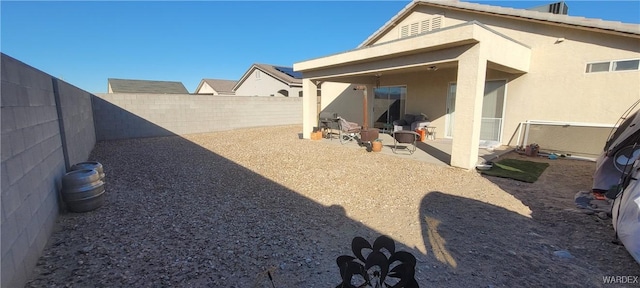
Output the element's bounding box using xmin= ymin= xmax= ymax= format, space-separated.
xmin=41 ymin=97 xmax=635 ymax=288
xmin=28 ymin=99 xmax=428 ymax=287
xmin=478 ymin=156 xmax=640 ymax=283
xmin=419 ymin=191 xmax=603 ymax=287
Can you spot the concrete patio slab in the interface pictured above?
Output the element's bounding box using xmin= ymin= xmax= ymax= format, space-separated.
xmin=321 ymin=130 xmax=513 ymax=167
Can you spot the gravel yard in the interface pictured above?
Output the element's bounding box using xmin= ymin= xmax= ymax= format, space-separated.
xmin=26 ymin=125 xmax=638 ymax=287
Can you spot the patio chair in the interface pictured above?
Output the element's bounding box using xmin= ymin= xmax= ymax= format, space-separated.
xmin=393 ymin=113 xmax=430 ymax=132
xmin=392 ymin=130 xmax=420 ymax=154
xmin=337 ymin=117 xmax=361 ymax=144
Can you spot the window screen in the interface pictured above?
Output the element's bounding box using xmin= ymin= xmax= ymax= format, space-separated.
xmin=613 ymin=60 xmax=639 ymax=71
xmin=586 ymin=62 xmax=610 ymax=73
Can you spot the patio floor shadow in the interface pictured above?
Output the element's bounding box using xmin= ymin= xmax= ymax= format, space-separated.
xmin=321 ymin=131 xmax=513 ymax=167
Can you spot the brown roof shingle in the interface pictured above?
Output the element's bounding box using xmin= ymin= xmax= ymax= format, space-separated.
xmin=233 ymin=63 xmax=302 ymax=91
xmin=253 ymin=64 xmax=302 ymax=85
xmin=108 ymin=78 xmax=189 ymax=94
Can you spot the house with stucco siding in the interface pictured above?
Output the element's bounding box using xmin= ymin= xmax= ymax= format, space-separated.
xmin=294 ymin=0 xmax=640 ymax=170
xmin=194 ymin=79 xmax=237 ymax=95
xmin=233 ymin=63 xmax=303 ymax=97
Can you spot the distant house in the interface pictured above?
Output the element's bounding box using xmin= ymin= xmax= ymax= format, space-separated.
xmin=194 ymin=79 xmax=237 ymax=95
xmin=108 ymin=78 xmax=189 ymax=94
xmin=233 ymin=63 xmax=303 ymax=97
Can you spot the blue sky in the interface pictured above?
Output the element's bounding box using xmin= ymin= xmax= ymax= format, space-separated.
xmin=2 ymin=1 xmax=638 ymax=93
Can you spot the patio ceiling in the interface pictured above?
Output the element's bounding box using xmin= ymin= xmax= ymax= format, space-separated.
xmin=295 ymin=21 xmax=532 ymax=170
xmin=294 ymin=21 xmax=531 ymax=83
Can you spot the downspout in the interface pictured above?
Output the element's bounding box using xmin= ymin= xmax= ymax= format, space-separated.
xmin=52 ymin=77 xmax=70 ymax=171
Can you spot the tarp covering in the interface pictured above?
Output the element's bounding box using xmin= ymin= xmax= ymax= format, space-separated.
xmin=593 ymin=110 xmax=640 ymax=192
xmin=592 ymin=104 xmax=640 ymax=264
xmin=612 ymin=162 xmax=640 ymax=263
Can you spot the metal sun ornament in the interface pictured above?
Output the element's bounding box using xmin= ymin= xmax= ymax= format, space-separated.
xmin=336 ymin=235 xmax=419 ymax=288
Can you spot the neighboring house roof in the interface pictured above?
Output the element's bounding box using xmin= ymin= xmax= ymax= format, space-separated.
xmin=108 ymin=78 xmax=189 ymax=94
xmin=359 ymin=0 xmax=640 ymax=47
xmin=233 ymin=63 xmax=302 ymax=91
xmin=195 ymin=79 xmax=237 ymax=94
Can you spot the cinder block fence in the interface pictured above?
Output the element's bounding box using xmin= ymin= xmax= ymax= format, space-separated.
xmin=92 ymin=93 xmax=302 ymax=141
xmin=1 ymin=53 xmax=302 ymax=287
xmin=1 ymin=53 xmax=96 ymax=287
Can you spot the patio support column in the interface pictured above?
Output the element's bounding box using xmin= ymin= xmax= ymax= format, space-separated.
xmin=451 ymin=45 xmax=487 ymax=169
xmin=365 ymin=84 xmax=375 ymax=129
xmin=302 ymin=78 xmax=318 ymax=139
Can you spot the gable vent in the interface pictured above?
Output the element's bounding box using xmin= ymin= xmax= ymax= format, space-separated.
xmin=410 ymin=22 xmax=420 ymax=36
xmin=421 ymin=19 xmax=430 ymax=33
xmin=400 ymin=25 xmax=409 ymax=38
xmin=431 ymin=16 xmax=442 ymax=30
xmin=400 ymin=15 xmax=445 ymax=39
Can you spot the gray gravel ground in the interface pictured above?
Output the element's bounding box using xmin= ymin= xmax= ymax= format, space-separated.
xmin=25 ymin=125 xmax=638 ymax=287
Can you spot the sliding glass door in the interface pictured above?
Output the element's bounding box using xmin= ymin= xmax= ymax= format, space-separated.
xmin=446 ymin=84 xmax=456 ymax=138
xmin=480 ymin=81 xmax=506 ymax=142
xmin=373 ymin=86 xmax=406 ymax=127
xmin=446 ymin=80 xmax=506 ymax=141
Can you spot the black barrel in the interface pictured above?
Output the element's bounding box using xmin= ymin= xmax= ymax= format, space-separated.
xmin=61 ymin=169 xmax=105 ymax=212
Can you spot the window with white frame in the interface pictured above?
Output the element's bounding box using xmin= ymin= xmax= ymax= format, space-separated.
xmin=585 ymin=62 xmax=610 ymax=73
xmin=613 ymin=59 xmax=640 ymax=71
xmin=586 ymin=59 xmax=639 ymax=73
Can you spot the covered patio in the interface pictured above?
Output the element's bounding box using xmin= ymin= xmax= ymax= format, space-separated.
xmin=319 ymin=131 xmax=513 ymax=166
xmin=294 ymin=21 xmax=531 ymax=169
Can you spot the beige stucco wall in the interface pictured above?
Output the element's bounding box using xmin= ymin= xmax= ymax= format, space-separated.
xmin=319 ymin=82 xmax=365 ymax=123
xmin=368 ymin=6 xmax=640 ymax=146
xmin=235 ymin=69 xmax=302 ymax=97
xmin=382 ymin=68 xmax=456 ymax=135
xmin=374 ymin=8 xmax=445 ymax=44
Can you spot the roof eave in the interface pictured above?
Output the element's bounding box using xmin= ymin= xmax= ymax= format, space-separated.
xmin=428 ymin=1 xmax=640 ymax=38
xmin=232 ymin=64 xmax=259 ymax=91
xmin=234 ymin=64 xmax=301 ymax=91
xmin=360 ymin=0 xmax=639 ymax=47
xmin=358 ymin=0 xmax=419 ymax=48
xmin=255 ymin=64 xmax=300 ymax=87
xmin=194 ymin=79 xmax=207 ymax=93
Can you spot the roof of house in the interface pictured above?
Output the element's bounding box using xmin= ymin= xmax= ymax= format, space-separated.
xmin=108 ymin=78 xmax=189 ymax=94
xmin=233 ymin=63 xmax=302 ymax=91
xmin=359 ymin=0 xmax=640 ymax=47
xmin=196 ymin=79 xmax=237 ymax=94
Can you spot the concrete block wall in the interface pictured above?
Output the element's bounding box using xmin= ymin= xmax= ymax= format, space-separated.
xmin=56 ymin=79 xmax=97 ymax=166
xmin=1 ymin=53 xmax=96 ymax=287
xmin=93 ymin=93 xmax=302 ymax=140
